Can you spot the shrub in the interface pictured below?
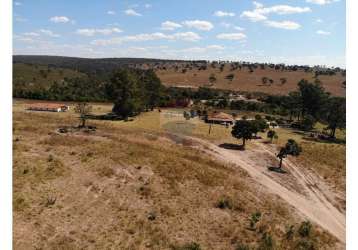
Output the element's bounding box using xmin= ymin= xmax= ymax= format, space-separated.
xmin=249 ymin=211 xmax=261 ymax=229
xmin=258 ymin=232 xmax=275 ymax=250
xmin=298 ymin=221 xmax=312 ymax=237
xmin=216 ymin=196 xmax=233 ymax=209
xmin=285 ymin=225 xmax=295 ymax=240
xmin=294 ymin=238 xmax=316 ymax=250
xmin=235 ymin=242 xmax=250 ymax=250
xmin=172 ymin=242 xmax=201 ymax=250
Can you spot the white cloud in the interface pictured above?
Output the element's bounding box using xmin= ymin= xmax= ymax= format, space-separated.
xmin=144 ymin=4 xmax=152 ymax=8
xmin=173 ymin=32 xmax=202 ymax=41
xmin=306 ymin=0 xmax=340 ymax=5
xmin=160 ymin=21 xmax=182 ymax=30
xmin=39 ymin=29 xmax=61 ymax=37
xmin=76 ymin=28 xmax=122 ymax=36
xmin=182 ymin=20 xmax=214 ymax=31
xmin=50 ymin=16 xmax=70 ymax=23
xmin=91 ymin=31 xmax=201 ymax=46
xmin=14 ymin=2 xmax=22 ymax=6
xmin=234 ymin=26 xmax=245 ymax=31
xmin=316 ymin=30 xmax=331 ymax=35
xmin=264 ymin=20 xmax=301 ymax=30
xmin=241 ymin=4 xmax=311 ymax=22
xmin=316 ymin=18 xmax=323 ymax=23
xmin=240 ymin=11 xmax=267 ymax=22
xmin=23 ymin=32 xmax=40 ymax=37
xmin=206 ymin=45 xmax=225 ymax=50
xmin=214 ymin=11 xmax=235 ymax=17
xmin=124 ymin=9 xmax=142 ymax=16
xmin=253 ymin=1 xmax=264 ymax=9
xmin=216 ymin=33 xmax=247 ymax=40
xmin=107 ymin=10 xmax=116 ymax=15
xmin=15 ymin=17 xmax=27 ymax=22
xmin=241 ymin=3 xmax=309 ymax=30
xmin=258 ymin=5 xmax=311 ymax=15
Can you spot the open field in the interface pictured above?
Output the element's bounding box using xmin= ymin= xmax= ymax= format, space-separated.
xmin=156 ymin=65 xmax=346 ymax=97
xmin=13 ymin=100 xmax=345 ymax=249
xmin=13 ymin=57 xmax=346 ymax=97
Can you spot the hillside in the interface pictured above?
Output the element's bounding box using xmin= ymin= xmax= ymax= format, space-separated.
xmin=13 ymin=100 xmax=345 ymax=249
xmin=13 ymin=55 xmax=346 ymax=97
xmin=156 ymin=64 xmax=346 ymax=97
xmin=13 ymin=63 xmax=87 ymax=91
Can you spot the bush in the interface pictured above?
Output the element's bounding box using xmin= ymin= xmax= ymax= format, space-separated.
xmin=258 ymin=232 xmax=275 ymax=250
xmin=172 ymin=242 xmax=201 ymax=250
xmin=249 ymin=211 xmax=261 ymax=229
xmin=216 ymin=196 xmax=233 ymax=209
xmin=285 ymin=225 xmax=295 ymax=240
xmin=298 ymin=221 xmax=312 ymax=237
xmin=294 ymin=238 xmax=316 ymax=250
xmin=235 ymin=242 xmax=250 ymax=250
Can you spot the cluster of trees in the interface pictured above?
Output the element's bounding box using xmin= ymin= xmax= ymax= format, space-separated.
xmin=14 ymin=68 xmax=165 ymax=118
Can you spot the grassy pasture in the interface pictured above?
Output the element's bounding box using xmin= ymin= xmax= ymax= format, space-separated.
xmin=13 ymin=100 xmax=344 ymax=249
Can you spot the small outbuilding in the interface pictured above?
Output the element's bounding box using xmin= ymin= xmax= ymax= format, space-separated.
xmin=205 ymin=111 xmax=234 ymax=125
xmin=27 ymin=103 xmax=70 ymax=112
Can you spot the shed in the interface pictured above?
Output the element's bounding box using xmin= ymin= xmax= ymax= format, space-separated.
xmin=27 ymin=103 xmax=70 ymax=112
xmin=206 ymin=112 xmax=234 ymax=125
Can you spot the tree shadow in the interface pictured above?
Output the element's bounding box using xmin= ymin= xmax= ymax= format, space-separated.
xmin=267 ymin=166 xmax=287 ymax=174
xmin=218 ymin=143 xmax=245 ymax=151
xmin=302 ymin=136 xmax=346 ymax=145
xmin=84 ymin=113 xmax=125 ymax=121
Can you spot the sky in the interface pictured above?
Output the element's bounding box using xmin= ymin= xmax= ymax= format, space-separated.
xmin=13 ymin=0 xmax=346 ymax=67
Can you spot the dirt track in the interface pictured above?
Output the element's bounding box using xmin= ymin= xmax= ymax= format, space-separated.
xmin=185 ymin=136 xmax=346 ymax=244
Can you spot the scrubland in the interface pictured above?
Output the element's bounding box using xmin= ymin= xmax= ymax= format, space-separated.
xmin=13 ymin=100 xmax=345 ymax=249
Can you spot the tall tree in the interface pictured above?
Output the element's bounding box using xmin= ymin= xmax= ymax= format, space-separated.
xmin=322 ymin=97 xmax=346 ymax=138
xmin=141 ymin=69 xmax=163 ymax=110
xmin=296 ymin=79 xmax=329 ymax=119
xmin=108 ymin=69 xmax=143 ymax=119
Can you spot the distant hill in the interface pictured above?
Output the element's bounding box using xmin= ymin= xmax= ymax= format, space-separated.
xmin=13 ymin=55 xmax=346 ymax=96
xmin=13 ymin=63 xmax=87 ymax=91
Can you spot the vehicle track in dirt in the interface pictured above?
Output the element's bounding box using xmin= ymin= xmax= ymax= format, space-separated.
xmin=182 ymin=136 xmax=346 ymax=243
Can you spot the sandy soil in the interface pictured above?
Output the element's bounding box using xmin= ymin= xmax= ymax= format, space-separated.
xmin=178 ymin=135 xmax=346 ymax=244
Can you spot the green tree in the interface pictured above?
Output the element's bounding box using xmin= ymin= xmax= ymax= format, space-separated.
xmin=231 ymin=120 xmax=256 ymax=149
xmin=322 ymin=97 xmax=346 ymax=138
xmin=280 ymin=77 xmax=287 ymax=85
xmin=296 ymin=79 xmax=329 ymax=119
xmin=141 ymin=69 xmax=163 ymax=110
xmin=301 ymin=115 xmax=316 ymax=131
xmin=252 ymin=119 xmax=269 ymax=136
xmin=109 ymin=69 xmax=143 ymax=119
xmin=209 ymin=73 xmax=217 ymax=84
xmin=276 ymin=139 xmax=302 ymax=168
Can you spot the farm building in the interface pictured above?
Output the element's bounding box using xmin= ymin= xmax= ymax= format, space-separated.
xmin=27 ymin=103 xmax=70 ymax=112
xmin=205 ymin=111 xmax=234 ymax=125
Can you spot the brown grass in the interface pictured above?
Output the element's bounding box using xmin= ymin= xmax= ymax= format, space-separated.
xmin=13 ymin=102 xmax=342 ymax=249
xmin=156 ymin=65 xmax=345 ymax=96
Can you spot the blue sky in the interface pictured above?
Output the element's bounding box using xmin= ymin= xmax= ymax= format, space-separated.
xmin=13 ymin=0 xmax=345 ymax=67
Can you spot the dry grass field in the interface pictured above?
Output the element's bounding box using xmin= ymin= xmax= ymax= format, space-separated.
xmin=156 ymin=65 xmax=346 ymax=97
xmin=13 ymin=100 xmax=345 ymax=249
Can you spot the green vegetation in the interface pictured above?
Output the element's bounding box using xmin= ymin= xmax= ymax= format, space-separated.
xmin=277 ymin=139 xmax=302 ymax=169
xmin=231 ymin=120 xmax=257 ymax=149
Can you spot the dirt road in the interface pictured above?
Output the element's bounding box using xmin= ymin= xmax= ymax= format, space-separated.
xmin=185 ymin=136 xmax=346 ymax=244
